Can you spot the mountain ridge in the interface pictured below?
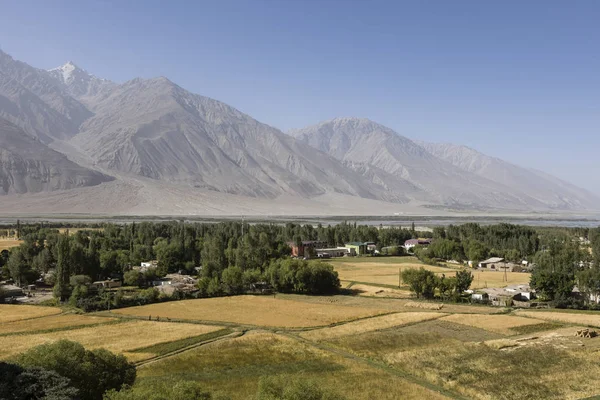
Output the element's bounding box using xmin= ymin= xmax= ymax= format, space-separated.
xmin=0 ymin=48 xmax=596 ymax=214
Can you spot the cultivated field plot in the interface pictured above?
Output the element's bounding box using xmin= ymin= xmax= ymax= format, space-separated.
xmin=301 ymin=312 xmax=446 ymax=341
xmin=0 ymin=314 xmax=116 ymax=335
xmin=331 ymin=257 xmax=530 ymax=290
xmin=469 ymin=270 xmax=531 ymax=289
xmin=440 ymin=313 xmax=547 ymax=335
xmin=395 ymin=319 xmax=503 ymax=342
xmin=329 ymin=327 xmax=600 ymax=399
xmin=0 ymin=320 xmax=223 ymax=361
xmin=516 ymin=310 xmax=600 ymax=328
xmin=135 ymin=332 xmax=449 ymax=400
xmin=331 ymin=258 xmax=456 ymax=287
xmin=348 ymin=283 xmax=412 ymax=298
xmin=112 ymin=295 xmax=388 ymax=328
xmin=0 ymin=238 xmax=21 ymax=252
xmin=0 ymin=304 xmax=62 ymax=324
xmin=278 ymin=293 xmax=501 ymax=315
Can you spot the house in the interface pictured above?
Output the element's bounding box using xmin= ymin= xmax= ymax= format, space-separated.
xmin=316 ymin=247 xmax=353 ymax=258
xmin=0 ymin=284 xmax=24 ymax=299
xmin=133 ymin=260 xmax=158 ymax=273
xmin=471 ymin=293 xmax=489 ymax=302
xmin=288 ymin=240 xmax=328 ymax=258
xmin=403 ymin=238 xmax=433 ymax=250
xmin=481 ymin=284 xmax=534 ymax=306
xmin=152 ymin=279 xmax=173 ymax=287
xmin=345 ymin=242 xmax=367 ymax=256
xmin=92 ymin=279 xmax=122 ymax=289
xmin=365 ymin=242 xmax=377 ymax=253
xmin=478 ymin=257 xmax=505 ymax=269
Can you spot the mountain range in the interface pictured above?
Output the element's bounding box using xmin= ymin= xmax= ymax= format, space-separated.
xmin=0 ymin=48 xmax=597 ymax=215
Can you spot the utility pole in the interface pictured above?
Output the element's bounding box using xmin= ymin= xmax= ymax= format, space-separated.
xmin=241 ymin=216 xmax=245 ymax=237
xmin=399 ymin=268 xmax=403 ymax=288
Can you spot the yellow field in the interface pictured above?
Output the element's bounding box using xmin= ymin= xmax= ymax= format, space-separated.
xmin=0 ymin=305 xmax=62 ymax=323
xmin=441 ymin=314 xmax=546 ymax=335
xmin=349 ymin=283 xmax=412 ymax=298
xmin=112 ymin=295 xmax=388 ymax=328
xmin=301 ymin=312 xmax=446 ymax=341
xmin=0 ymin=314 xmax=115 ymax=335
xmin=333 ymin=260 xmax=454 ymax=287
xmin=0 ymin=238 xmax=21 ymax=252
xmin=515 ymin=311 xmax=600 ymax=328
xmin=0 ymin=320 xmax=223 ymax=360
xmin=469 ymin=270 xmax=531 ymax=289
xmin=137 ymin=332 xmax=449 ymax=400
xmin=332 ymin=257 xmax=530 ymax=290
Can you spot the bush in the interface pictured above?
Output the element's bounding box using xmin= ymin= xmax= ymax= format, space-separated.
xmin=0 ymin=362 xmax=79 ymax=400
xmin=255 ymin=376 xmax=346 ymax=400
xmin=103 ymin=380 xmax=229 ymax=400
xmin=15 ymin=340 xmax=136 ymax=400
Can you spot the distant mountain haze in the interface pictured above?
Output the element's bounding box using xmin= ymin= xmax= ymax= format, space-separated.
xmin=0 ymin=48 xmax=597 ymax=214
xmin=290 ymin=118 xmax=600 ymax=211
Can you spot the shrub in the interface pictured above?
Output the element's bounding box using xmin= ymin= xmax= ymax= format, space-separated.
xmin=15 ymin=340 xmax=136 ymax=400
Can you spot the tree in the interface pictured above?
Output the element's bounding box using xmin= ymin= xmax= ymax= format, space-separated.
xmin=464 ymin=240 xmax=488 ymax=264
xmin=54 ymin=234 xmax=71 ymax=301
xmin=0 ymin=362 xmax=79 ymax=400
xmin=437 ymin=274 xmax=456 ymax=300
xmin=255 ymin=376 xmax=346 ymax=400
xmin=401 ymin=268 xmax=438 ymax=299
xmin=7 ymin=247 xmax=38 ymax=286
xmin=221 ymin=266 xmax=244 ymax=295
xmin=454 ymin=270 xmax=474 ymax=294
xmin=123 ymin=270 xmax=144 ymax=288
xmin=530 ymin=268 xmax=574 ymax=302
xmin=15 ymin=340 xmax=136 ymax=400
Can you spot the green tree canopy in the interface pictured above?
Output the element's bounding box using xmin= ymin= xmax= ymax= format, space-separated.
xmin=15 ymin=340 xmax=136 ymax=400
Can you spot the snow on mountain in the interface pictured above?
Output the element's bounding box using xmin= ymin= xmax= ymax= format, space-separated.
xmin=47 ymin=61 xmax=116 ymax=103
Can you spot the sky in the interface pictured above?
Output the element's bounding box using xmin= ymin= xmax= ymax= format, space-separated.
xmin=0 ymin=0 xmax=598 ymax=194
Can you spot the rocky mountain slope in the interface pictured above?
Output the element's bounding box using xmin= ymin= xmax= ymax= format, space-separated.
xmin=67 ymin=77 xmax=396 ymax=200
xmin=0 ymin=118 xmax=112 ymax=194
xmin=417 ymin=141 xmax=599 ymax=210
xmin=290 ymin=118 xmax=560 ymax=210
xmin=0 ymin=48 xmax=596 ymax=214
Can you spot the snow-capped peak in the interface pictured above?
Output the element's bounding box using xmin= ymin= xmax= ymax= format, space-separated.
xmin=49 ymin=61 xmax=84 ymax=83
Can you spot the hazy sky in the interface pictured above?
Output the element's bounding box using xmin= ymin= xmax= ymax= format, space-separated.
xmin=1 ymin=0 xmax=598 ymax=194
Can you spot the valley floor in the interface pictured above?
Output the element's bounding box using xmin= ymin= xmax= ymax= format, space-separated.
xmin=3 ymin=289 xmax=600 ymax=399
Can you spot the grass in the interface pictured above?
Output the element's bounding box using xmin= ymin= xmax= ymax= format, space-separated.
xmin=0 ymin=320 xmax=224 ymax=361
xmin=509 ymin=322 xmax=564 ymax=335
xmin=515 ymin=310 xmax=600 ymax=328
xmin=136 ymin=332 xmax=450 ymax=400
xmin=0 ymin=304 xmax=62 ymax=324
xmin=112 ymin=295 xmax=389 ymax=328
xmin=393 ymin=319 xmax=503 ymax=342
xmin=440 ymin=314 xmax=546 ymax=335
xmin=378 ymin=333 xmax=600 ymax=399
xmin=469 ymin=270 xmax=531 ymax=289
xmin=301 ymin=312 xmax=446 ymax=341
xmin=0 ymin=314 xmax=117 ymax=336
xmin=129 ymin=328 xmax=234 ymax=356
